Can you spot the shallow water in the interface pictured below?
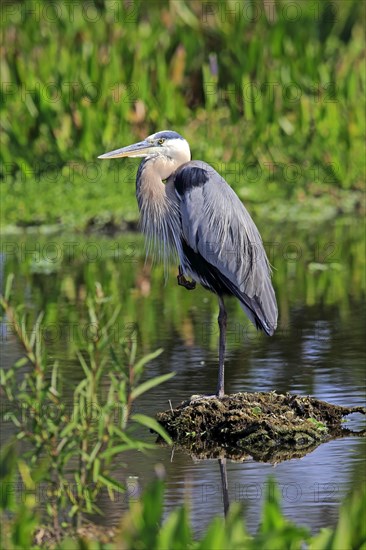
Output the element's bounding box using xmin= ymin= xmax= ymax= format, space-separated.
xmin=1 ymin=218 xmax=365 ymax=535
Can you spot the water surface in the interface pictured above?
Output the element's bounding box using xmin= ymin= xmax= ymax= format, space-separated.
xmin=1 ymin=218 xmax=365 ymax=535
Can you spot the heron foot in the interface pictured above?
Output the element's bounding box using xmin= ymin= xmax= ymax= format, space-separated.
xmin=177 ymin=272 xmax=196 ymax=290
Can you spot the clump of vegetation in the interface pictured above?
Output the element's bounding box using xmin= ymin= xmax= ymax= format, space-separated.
xmin=155 ymin=392 xmax=365 ymax=461
xmin=0 ymin=274 xmax=173 ymax=538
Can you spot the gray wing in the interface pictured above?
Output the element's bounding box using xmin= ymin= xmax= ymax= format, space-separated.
xmin=173 ymin=161 xmax=278 ymax=335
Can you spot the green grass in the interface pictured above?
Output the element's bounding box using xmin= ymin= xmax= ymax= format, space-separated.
xmin=0 ymin=0 xmax=365 ymax=229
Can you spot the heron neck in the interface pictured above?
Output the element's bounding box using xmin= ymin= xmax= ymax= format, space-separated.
xmin=137 ymin=158 xmax=165 ymax=203
xmin=135 ymin=156 xmax=182 ymax=210
xmin=135 ymin=157 xmax=182 ymax=259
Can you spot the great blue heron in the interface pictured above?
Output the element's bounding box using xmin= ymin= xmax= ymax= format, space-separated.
xmin=98 ymin=131 xmax=277 ymax=397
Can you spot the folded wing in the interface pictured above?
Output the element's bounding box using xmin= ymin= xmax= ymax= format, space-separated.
xmin=174 ymin=161 xmax=278 ymax=336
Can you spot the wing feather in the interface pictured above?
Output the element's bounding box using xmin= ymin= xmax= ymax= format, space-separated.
xmin=174 ymin=161 xmax=278 ymax=335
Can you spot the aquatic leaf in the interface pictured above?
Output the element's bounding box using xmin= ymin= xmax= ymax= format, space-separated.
xmin=260 ymin=477 xmax=289 ymax=533
xmin=4 ymin=274 xmax=15 ymax=302
xmin=133 ymin=348 xmax=164 ymax=377
xmin=99 ymin=444 xmax=135 ymax=460
xmin=157 ymin=505 xmax=192 ymax=549
xmin=197 ymin=518 xmax=226 ymax=550
xmin=130 ymin=371 xmax=175 ymax=401
xmin=92 ymin=458 xmax=100 ymax=482
xmin=97 ymin=474 xmax=125 ymax=493
xmin=14 ymin=357 xmax=29 ymax=369
xmin=76 ymin=351 xmax=91 ymax=378
xmin=87 ymin=441 xmax=102 ymax=464
xmin=131 ymin=413 xmax=172 ymax=445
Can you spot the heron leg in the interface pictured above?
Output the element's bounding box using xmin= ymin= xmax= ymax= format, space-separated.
xmin=219 ymin=458 xmax=230 ymax=517
xmin=177 ymin=265 xmax=196 ymax=290
xmin=216 ymin=295 xmax=227 ymax=398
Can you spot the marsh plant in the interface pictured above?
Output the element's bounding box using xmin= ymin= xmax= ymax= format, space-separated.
xmin=0 ymin=274 xmax=173 ymax=535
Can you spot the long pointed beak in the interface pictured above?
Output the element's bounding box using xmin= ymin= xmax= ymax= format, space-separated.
xmin=98 ymin=139 xmax=155 ymax=159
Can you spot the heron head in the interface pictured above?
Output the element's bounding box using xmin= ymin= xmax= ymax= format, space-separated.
xmin=98 ymin=130 xmax=191 ymax=164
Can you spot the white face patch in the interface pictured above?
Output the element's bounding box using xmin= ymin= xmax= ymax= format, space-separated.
xmin=163 ymin=139 xmax=191 ymax=158
xmin=145 ymin=133 xmax=191 ymax=163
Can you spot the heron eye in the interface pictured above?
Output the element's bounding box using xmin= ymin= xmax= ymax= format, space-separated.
xmin=158 ymin=138 xmax=165 ymax=145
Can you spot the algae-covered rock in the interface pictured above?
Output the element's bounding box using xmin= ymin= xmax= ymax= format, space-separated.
xmin=156 ymin=392 xmax=365 ymax=462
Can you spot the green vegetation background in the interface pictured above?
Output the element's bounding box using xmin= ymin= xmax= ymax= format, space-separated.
xmin=1 ymin=0 xmax=364 ymax=230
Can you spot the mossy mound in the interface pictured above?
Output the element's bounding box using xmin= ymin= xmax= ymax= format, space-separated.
xmin=156 ymin=392 xmax=365 ymax=462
